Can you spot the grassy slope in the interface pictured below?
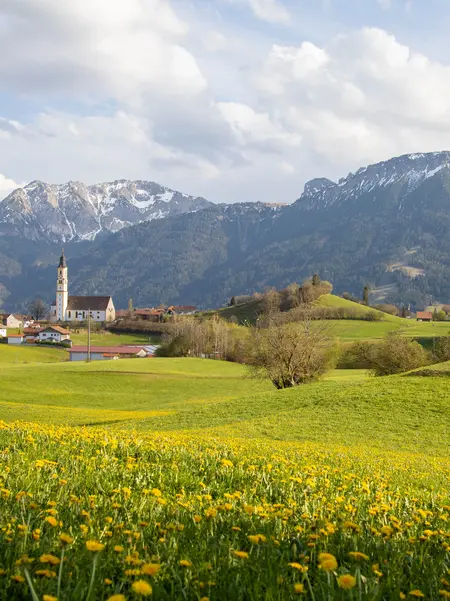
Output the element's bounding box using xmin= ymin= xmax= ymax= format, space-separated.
xmin=1 ymin=357 xmax=449 ymax=456
xmin=0 ymin=343 xmax=66 ymax=364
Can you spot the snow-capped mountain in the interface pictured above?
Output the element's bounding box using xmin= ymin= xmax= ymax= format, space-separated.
xmin=0 ymin=179 xmax=212 ymax=242
xmin=297 ymin=151 xmax=450 ymax=211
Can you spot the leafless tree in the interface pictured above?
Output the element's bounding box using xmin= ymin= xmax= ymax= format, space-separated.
xmin=29 ymin=298 xmax=47 ymax=321
xmin=247 ymin=313 xmax=338 ymax=388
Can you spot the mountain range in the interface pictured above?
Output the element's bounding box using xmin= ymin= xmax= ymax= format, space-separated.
xmin=2 ymin=151 xmax=450 ymax=311
xmin=0 ymin=179 xmax=211 ymax=242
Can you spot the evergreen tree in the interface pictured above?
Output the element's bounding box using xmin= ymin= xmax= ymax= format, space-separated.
xmin=363 ymin=286 xmax=370 ymax=305
xmin=401 ymin=306 xmax=406 ymax=318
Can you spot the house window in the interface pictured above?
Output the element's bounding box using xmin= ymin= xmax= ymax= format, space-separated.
xmin=68 ymin=311 xmax=71 ymax=318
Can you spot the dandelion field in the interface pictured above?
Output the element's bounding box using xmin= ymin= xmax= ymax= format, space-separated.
xmin=2 ymin=358 xmax=450 ymax=600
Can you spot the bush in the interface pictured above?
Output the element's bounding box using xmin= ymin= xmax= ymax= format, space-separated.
xmin=433 ymin=335 xmax=450 ymax=362
xmin=356 ymin=332 xmax=430 ymax=376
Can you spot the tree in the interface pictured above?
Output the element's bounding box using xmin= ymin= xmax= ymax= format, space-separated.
xmin=401 ymin=306 xmax=406 ymax=318
xmin=29 ymin=298 xmax=47 ymax=321
xmin=247 ymin=316 xmax=338 ymax=389
xmin=128 ymin=298 xmax=133 ymax=316
xmin=356 ymin=332 xmax=429 ymax=376
xmin=312 ymin=274 xmax=321 ymax=287
xmin=363 ymin=286 xmax=370 ymax=305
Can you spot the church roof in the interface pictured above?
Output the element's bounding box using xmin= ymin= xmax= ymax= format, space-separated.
xmin=66 ymin=296 xmax=112 ymax=311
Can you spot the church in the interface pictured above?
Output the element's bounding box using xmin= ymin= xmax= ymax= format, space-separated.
xmin=51 ymin=251 xmax=116 ymax=323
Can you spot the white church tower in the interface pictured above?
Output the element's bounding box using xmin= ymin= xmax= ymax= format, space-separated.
xmin=56 ymin=250 xmax=68 ymax=321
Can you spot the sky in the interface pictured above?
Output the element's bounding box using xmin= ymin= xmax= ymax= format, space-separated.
xmin=1 ymin=0 xmax=450 ymax=203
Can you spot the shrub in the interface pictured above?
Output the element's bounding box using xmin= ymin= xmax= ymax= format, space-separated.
xmin=357 ymin=332 xmax=430 ymax=376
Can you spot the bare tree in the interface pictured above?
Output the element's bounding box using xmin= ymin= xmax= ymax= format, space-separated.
xmin=247 ymin=314 xmax=338 ymax=388
xmin=29 ymin=298 xmax=47 ymax=321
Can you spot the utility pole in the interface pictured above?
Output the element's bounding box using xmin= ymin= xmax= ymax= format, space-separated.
xmin=87 ymin=308 xmax=91 ymax=363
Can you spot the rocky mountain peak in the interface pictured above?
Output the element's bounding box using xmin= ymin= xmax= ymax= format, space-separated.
xmin=0 ymin=179 xmax=212 ymax=242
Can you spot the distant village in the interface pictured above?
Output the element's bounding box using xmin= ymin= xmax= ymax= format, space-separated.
xmin=0 ymin=251 xmax=197 ymax=362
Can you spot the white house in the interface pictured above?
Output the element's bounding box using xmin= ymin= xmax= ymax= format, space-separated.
xmin=68 ymin=345 xmax=149 ymax=362
xmin=7 ymin=334 xmax=24 ymax=345
xmin=0 ymin=314 xmax=23 ymax=328
xmin=38 ymin=326 xmax=71 ymax=343
xmin=0 ymin=327 xmax=7 ymax=338
xmin=50 ymin=251 xmax=116 ymax=323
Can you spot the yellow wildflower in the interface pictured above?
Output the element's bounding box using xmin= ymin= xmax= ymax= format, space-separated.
xmin=45 ymin=517 xmax=58 ymax=527
xmin=60 ymin=533 xmax=73 ymax=545
xmin=114 ymin=545 xmax=124 ymax=552
xmin=409 ymin=591 xmax=425 ymax=598
xmin=43 ymin=596 xmax=58 ymax=601
xmin=85 ymin=540 xmax=105 ymax=552
xmin=179 ymin=560 xmax=192 ymax=567
xmin=439 ymin=592 xmax=450 ymax=599
xmin=294 ymin=583 xmax=305 ymax=594
xmin=348 ymin=551 xmax=369 ymax=561
xmin=338 ymin=574 xmax=357 ymax=589
xmin=40 ymin=554 xmax=61 ymax=565
xmin=234 ymin=551 xmax=249 ymax=559
xmin=131 ymin=580 xmax=152 ymax=596
xmin=11 ymin=575 xmax=25 ymax=582
xmin=107 ymin=595 xmax=127 ymax=601
xmin=141 ymin=564 xmax=160 ymax=576
xmin=104 ymin=578 xmax=113 ymax=584
xmin=318 ymin=553 xmax=338 ymax=572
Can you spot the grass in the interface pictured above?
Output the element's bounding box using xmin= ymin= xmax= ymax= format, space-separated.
xmin=0 ymin=343 xmax=66 ymax=364
xmin=3 ymin=357 xmax=450 ymax=599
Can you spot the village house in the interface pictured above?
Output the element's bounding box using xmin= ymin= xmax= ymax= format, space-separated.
xmin=0 ymin=313 xmax=23 ymax=328
xmin=7 ymin=334 xmax=24 ymax=345
xmin=38 ymin=326 xmax=71 ymax=344
xmin=67 ymin=345 xmax=151 ymax=362
xmin=0 ymin=327 xmax=7 ymax=338
xmin=416 ymin=311 xmax=433 ymax=322
xmin=50 ymin=251 xmax=115 ymax=323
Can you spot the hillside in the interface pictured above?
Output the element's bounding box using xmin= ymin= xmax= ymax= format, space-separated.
xmin=5 ymin=151 xmax=450 ymax=309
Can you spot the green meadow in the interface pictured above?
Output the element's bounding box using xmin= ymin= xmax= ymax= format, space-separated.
xmin=3 ymin=326 xmax=450 ymax=599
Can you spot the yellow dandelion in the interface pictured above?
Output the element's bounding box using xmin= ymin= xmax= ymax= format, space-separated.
xmin=234 ymin=551 xmax=249 ymax=559
xmin=194 ymin=515 xmax=202 ymax=523
xmin=11 ymin=575 xmax=25 ymax=583
xmin=86 ymin=540 xmax=105 ymax=552
xmin=141 ymin=564 xmax=160 ymax=576
xmin=409 ymin=591 xmax=425 ymax=598
xmin=59 ymin=533 xmax=73 ymax=545
xmin=107 ymin=595 xmax=127 ymax=601
xmin=179 ymin=560 xmax=192 ymax=568
xmin=43 ymin=596 xmax=58 ymax=601
xmin=45 ymin=517 xmax=58 ymax=527
xmin=114 ymin=545 xmax=124 ymax=553
xmin=131 ymin=580 xmax=152 ymax=596
xmin=294 ymin=583 xmax=305 ymax=594
xmin=318 ymin=553 xmax=338 ymax=572
xmin=200 ymin=598 xmax=209 ymax=601
xmin=439 ymin=592 xmax=450 ymax=599
xmin=40 ymin=554 xmax=61 ymax=565
xmin=338 ymin=574 xmax=357 ymax=590
xmin=104 ymin=578 xmax=113 ymax=584
xmin=348 ymin=552 xmax=369 ymax=561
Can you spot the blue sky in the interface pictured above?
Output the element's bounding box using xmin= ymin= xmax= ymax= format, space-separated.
xmin=1 ymin=0 xmax=450 ymax=203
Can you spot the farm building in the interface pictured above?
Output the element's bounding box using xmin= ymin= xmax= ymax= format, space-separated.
xmin=67 ymin=345 xmax=151 ymax=362
xmin=416 ymin=311 xmax=433 ymax=322
xmin=38 ymin=326 xmax=71 ymax=343
xmin=7 ymin=334 xmax=24 ymax=345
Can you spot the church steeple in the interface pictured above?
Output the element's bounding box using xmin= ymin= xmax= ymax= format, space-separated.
xmin=58 ymin=248 xmax=67 ymax=268
xmin=56 ymin=249 xmax=68 ymax=321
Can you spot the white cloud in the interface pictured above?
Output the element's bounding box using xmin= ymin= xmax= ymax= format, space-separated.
xmin=203 ymin=30 xmax=228 ymax=52
xmin=1 ymin=0 xmax=450 ymax=205
xmin=0 ymin=174 xmax=22 ymax=199
xmin=253 ymin=27 xmax=450 ymax=170
xmin=225 ymin=0 xmax=290 ymax=24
